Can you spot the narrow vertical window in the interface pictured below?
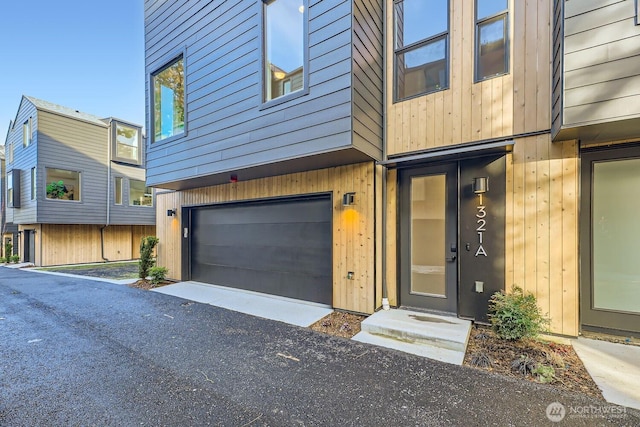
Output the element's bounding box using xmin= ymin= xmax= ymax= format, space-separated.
xmin=114 ymin=177 xmax=123 ymax=205
xmin=7 ymin=143 xmax=13 ymax=163
xmin=264 ymin=0 xmax=305 ymax=102
xmin=31 ymin=167 xmax=36 ymax=200
xmin=7 ymin=172 xmax=13 ymax=207
xmin=152 ymin=56 xmax=185 ymax=142
xmin=394 ymin=0 xmax=449 ymax=101
xmin=23 ymin=118 xmax=32 ymax=147
xmin=475 ymin=0 xmax=509 ymax=81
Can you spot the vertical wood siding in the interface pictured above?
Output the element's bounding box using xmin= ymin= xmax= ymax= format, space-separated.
xmin=39 ymin=224 xmax=156 ymax=266
xmin=156 ymin=162 xmax=376 ymax=314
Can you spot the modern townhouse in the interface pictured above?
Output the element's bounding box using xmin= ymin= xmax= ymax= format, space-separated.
xmin=4 ymin=96 xmax=155 ymax=266
xmin=145 ymin=0 xmax=639 ymax=337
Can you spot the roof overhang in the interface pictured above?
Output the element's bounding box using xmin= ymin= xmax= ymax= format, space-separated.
xmin=378 ymin=139 xmax=514 ymax=169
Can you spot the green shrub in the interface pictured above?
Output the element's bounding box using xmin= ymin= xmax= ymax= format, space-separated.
xmin=488 ymin=285 xmax=549 ymax=341
xmin=10 ymin=255 xmax=20 ymax=263
xmin=139 ymin=236 xmax=159 ymax=278
xmin=4 ymin=241 xmax=12 ymax=259
xmin=149 ymin=266 xmax=168 ymax=286
xmin=533 ymin=364 xmax=556 ymax=384
xmin=0 ymin=257 xmax=5 ymax=263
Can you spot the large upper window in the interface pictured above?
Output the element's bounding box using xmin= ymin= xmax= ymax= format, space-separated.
xmin=113 ymin=123 xmax=141 ymax=164
xmin=394 ymin=0 xmax=449 ymax=101
xmin=23 ymin=118 xmax=32 ymax=147
xmin=129 ymin=179 xmax=153 ymax=207
xmin=152 ymin=55 xmax=184 ymax=143
xmin=475 ymin=0 xmax=509 ymax=81
xmin=264 ymin=0 xmax=305 ymax=102
xmin=45 ymin=168 xmax=80 ymax=201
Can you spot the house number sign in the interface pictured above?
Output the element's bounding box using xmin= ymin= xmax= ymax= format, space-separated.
xmin=475 ymin=193 xmax=488 ymax=257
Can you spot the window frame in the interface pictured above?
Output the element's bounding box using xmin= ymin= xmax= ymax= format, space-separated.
xmin=474 ymin=0 xmax=509 ymax=82
xmin=114 ymin=176 xmax=123 ymax=205
xmin=393 ymin=0 xmax=451 ymax=103
xmin=7 ymin=171 xmax=14 ymax=208
xmin=30 ymin=167 xmax=36 ymax=200
xmin=149 ymin=50 xmax=186 ymax=145
xmin=260 ymin=0 xmax=310 ymax=109
xmin=22 ymin=117 xmax=32 ymax=148
xmin=636 ymin=0 xmax=640 ymax=25
xmin=128 ymin=179 xmax=153 ymax=207
xmin=44 ymin=167 xmax=81 ymax=202
xmin=112 ymin=121 xmax=142 ymax=165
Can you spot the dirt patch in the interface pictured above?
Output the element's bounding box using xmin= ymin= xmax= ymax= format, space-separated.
xmin=309 ymin=311 xmax=367 ymax=339
xmin=464 ymin=325 xmax=603 ymax=399
xmin=127 ymin=279 xmax=174 ymax=291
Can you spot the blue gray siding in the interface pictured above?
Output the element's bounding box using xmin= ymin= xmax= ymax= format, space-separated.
xmin=5 ymin=98 xmax=38 ymax=225
xmin=553 ymin=0 xmax=640 ymax=142
xmin=144 ymin=0 xmax=384 ymax=189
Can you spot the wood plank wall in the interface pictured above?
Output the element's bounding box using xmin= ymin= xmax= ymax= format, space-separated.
xmin=38 ymin=224 xmax=156 ymax=266
xmin=384 ymin=0 xmax=579 ymax=335
xmin=155 ymin=162 xmax=376 ymax=314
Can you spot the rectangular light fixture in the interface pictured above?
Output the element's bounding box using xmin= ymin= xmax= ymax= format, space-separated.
xmin=342 ymin=192 xmax=355 ymax=206
xmin=167 ymin=209 xmax=176 ymax=217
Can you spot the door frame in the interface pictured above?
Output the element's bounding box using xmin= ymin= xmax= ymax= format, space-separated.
xmin=580 ymin=145 xmax=640 ymax=335
xmin=399 ymin=162 xmax=458 ymax=313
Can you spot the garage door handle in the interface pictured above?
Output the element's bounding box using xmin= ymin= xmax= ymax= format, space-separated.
xmin=446 ymin=256 xmax=456 ymax=262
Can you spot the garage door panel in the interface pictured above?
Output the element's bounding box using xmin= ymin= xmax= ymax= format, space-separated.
xmin=191 ymin=244 xmax=330 ymax=274
xmin=190 ymin=197 xmax=332 ymax=305
xmin=195 ymin=223 xmax=332 ymax=249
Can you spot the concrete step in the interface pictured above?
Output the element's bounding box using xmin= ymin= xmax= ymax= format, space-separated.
xmin=352 ymin=309 xmax=471 ymax=365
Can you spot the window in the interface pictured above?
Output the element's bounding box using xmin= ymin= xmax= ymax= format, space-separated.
xmin=394 ymin=0 xmax=449 ymax=101
xmin=129 ymin=179 xmax=152 ymax=207
xmin=7 ymin=172 xmax=13 ymax=207
xmin=475 ymin=0 xmax=509 ymax=81
xmin=30 ymin=167 xmax=36 ymax=200
xmin=45 ymin=168 xmax=80 ymax=201
xmin=23 ymin=118 xmax=32 ymax=147
xmin=152 ymin=55 xmax=184 ymax=143
xmin=113 ymin=123 xmax=141 ymax=164
xmin=264 ymin=0 xmax=306 ymax=102
xmin=115 ymin=177 xmax=123 ymax=205
xmin=7 ymin=143 xmax=13 ymax=163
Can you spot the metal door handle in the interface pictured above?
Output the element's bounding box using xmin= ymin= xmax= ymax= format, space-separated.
xmin=446 ymin=255 xmax=456 ymax=262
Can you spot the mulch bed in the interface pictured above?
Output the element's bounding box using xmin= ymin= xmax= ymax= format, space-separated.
xmin=309 ymin=311 xmax=367 ymax=339
xmin=127 ymin=279 xmax=174 ymax=290
xmin=464 ymin=325 xmax=604 ymax=399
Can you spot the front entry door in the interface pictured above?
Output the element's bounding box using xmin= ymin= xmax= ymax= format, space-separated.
xmin=400 ymin=164 xmax=458 ymax=312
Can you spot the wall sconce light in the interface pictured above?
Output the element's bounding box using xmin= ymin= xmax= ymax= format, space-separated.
xmin=472 ymin=177 xmax=489 ymax=194
xmin=230 ymin=174 xmax=238 ymax=183
xmin=167 ymin=209 xmax=176 ymax=217
xmin=342 ymin=192 xmax=355 ymax=206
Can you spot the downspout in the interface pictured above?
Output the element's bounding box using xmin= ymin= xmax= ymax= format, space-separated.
xmin=101 ymin=120 xmax=112 ymax=262
xmin=380 ymin=0 xmax=390 ymax=311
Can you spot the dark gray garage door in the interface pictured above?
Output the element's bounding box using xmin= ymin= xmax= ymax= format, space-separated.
xmin=190 ymin=197 xmax=332 ymax=305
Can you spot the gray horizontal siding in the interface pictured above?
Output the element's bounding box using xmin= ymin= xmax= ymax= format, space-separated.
xmin=6 ymin=98 xmax=38 ymax=225
xmin=144 ymin=0 xmax=375 ymax=188
xmin=560 ymin=0 xmax=640 ymax=129
xmin=109 ymin=163 xmax=155 ymax=226
xmin=37 ymin=111 xmax=109 ymax=224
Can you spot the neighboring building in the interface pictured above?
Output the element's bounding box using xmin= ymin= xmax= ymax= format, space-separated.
xmin=0 ymin=139 xmax=19 ymax=257
xmin=145 ymin=0 xmax=639 ymax=337
xmin=4 ymin=96 xmax=155 ymax=266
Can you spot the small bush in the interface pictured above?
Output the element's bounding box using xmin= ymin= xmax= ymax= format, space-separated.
xmin=533 ymin=364 xmax=556 ymax=384
xmin=10 ymin=255 xmax=20 ymax=263
xmin=0 ymin=257 xmax=5 ymax=263
xmin=139 ymin=236 xmax=159 ymax=278
xmin=4 ymin=242 xmax=12 ymax=259
xmin=511 ymin=355 xmax=536 ymax=376
xmin=488 ymin=285 xmax=549 ymax=340
xmin=149 ymin=266 xmax=168 ymax=286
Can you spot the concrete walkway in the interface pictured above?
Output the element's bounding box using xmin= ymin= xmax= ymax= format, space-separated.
xmin=572 ymin=337 xmax=640 ymax=410
xmin=152 ymin=281 xmax=333 ymax=327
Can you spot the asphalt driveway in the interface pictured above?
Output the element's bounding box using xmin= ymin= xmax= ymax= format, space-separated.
xmin=0 ymin=267 xmax=637 ymax=426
